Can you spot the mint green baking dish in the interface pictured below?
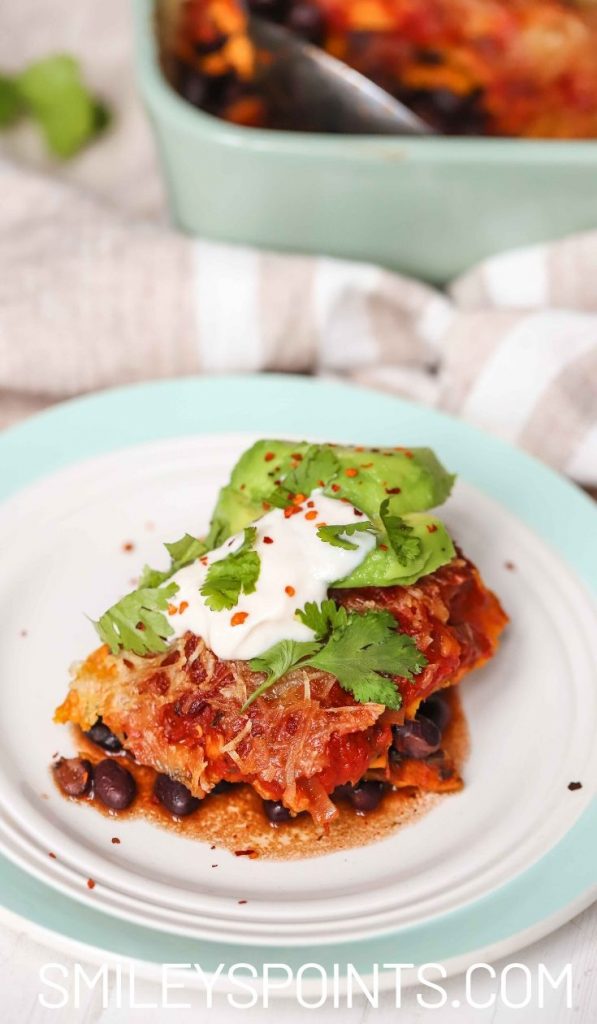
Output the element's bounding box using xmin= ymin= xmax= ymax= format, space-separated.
xmin=133 ymin=0 xmax=597 ymax=284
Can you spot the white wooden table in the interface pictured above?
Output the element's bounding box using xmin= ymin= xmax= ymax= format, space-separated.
xmin=1 ymin=904 xmax=594 ymax=1024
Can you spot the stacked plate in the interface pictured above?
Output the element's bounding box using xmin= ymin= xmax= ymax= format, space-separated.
xmin=0 ymin=376 xmax=594 ymax=990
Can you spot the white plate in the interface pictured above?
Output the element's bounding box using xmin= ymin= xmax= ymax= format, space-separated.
xmin=0 ymin=433 xmax=595 ymax=947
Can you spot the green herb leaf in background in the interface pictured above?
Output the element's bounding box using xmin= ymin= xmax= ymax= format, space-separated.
xmin=0 ymin=54 xmax=109 ymax=158
xmin=0 ymin=75 xmax=23 ymax=127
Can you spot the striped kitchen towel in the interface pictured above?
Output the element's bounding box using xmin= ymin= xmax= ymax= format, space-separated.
xmin=1 ymin=155 xmax=595 ymax=485
xmin=1 ymin=0 xmax=595 ymax=484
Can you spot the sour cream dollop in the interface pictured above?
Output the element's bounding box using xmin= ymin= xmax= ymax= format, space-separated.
xmin=166 ymin=492 xmax=375 ymax=660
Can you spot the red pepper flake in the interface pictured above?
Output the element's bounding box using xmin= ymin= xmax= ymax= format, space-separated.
xmin=283 ymin=505 xmax=302 ymax=519
xmin=179 ymin=601 xmax=189 ymax=614
xmin=48 ymin=852 xmax=57 ymax=859
xmin=568 ymin=781 xmax=582 ymax=791
xmin=264 ymin=452 xmax=275 ymax=462
xmin=355 ymin=446 xmax=365 ymax=452
xmin=316 ymin=522 xmax=327 ymax=528
xmin=212 ymin=864 xmax=218 ymax=868
xmin=200 ymin=556 xmax=209 ymax=565
xmin=345 ymin=467 xmax=358 ymax=478
xmin=331 ymin=483 xmax=341 ymax=493
xmin=426 ymin=524 xmax=438 ymax=533
xmin=87 ymin=878 xmax=96 ymax=890
xmin=292 ymin=493 xmax=306 ymax=506
xmin=231 ymin=611 xmax=249 ymax=627
xmin=234 ymin=849 xmax=257 ymax=859
xmin=285 ymin=585 xmax=296 ymax=597
xmin=379 ymin=543 xmax=389 ymax=551
xmin=307 ymin=500 xmax=315 ymax=508
xmin=122 ymin=541 xmax=135 ymax=553
xmin=385 ymin=487 xmax=401 ymax=495
xmin=291 ymin=452 xmax=303 ymax=461
xmin=360 ymin=462 xmax=373 ymax=469
xmin=262 ymin=501 xmax=271 ymax=511
xmin=353 ymin=509 xmax=364 ymax=517
xmin=305 ymin=510 xmax=317 ymax=521
xmin=263 ymin=536 xmax=274 ymax=544
xmin=239 ymin=483 xmax=246 ymax=490
xmin=167 ymin=604 xmax=178 ymax=615
xmin=318 ymin=480 xmax=325 ymax=487
xmin=504 ymin=560 xmax=516 ymax=571
xmin=238 ymin=899 xmax=248 ymax=904
xmin=111 ymin=837 xmax=121 ymax=844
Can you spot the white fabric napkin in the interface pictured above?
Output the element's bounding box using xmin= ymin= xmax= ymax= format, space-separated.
xmin=1 ymin=0 xmax=595 ymax=485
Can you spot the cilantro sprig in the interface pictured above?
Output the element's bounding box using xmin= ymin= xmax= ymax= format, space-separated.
xmin=317 ymin=520 xmax=374 ymax=550
xmin=94 ymin=531 xmax=207 ymax=656
xmin=96 ymin=582 xmax=179 ymax=657
xmin=380 ymin=498 xmax=423 ymax=566
xmin=201 ymin=527 xmax=260 ymax=612
xmin=269 ymin=446 xmax=340 ymax=508
xmin=243 ymin=599 xmax=426 ymax=711
xmin=139 ymin=533 xmax=207 ymax=588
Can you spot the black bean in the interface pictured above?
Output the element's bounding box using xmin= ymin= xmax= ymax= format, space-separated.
xmin=392 ymin=717 xmax=441 ymax=759
xmin=331 ymin=783 xmax=354 ymax=801
xmin=85 ymin=718 xmax=122 ymax=753
xmin=54 ymin=757 xmax=93 ymax=798
xmin=94 ymin=759 xmax=136 ymax=810
xmin=154 ymin=774 xmax=200 ymax=817
xmin=417 ymin=692 xmax=452 ymax=733
xmin=347 ymin=781 xmax=384 ymax=813
xmin=263 ymin=799 xmax=292 ymax=824
xmin=211 ymin=780 xmax=235 ymax=795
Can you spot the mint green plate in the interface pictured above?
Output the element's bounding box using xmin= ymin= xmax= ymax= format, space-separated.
xmin=0 ymin=375 xmax=594 ymax=982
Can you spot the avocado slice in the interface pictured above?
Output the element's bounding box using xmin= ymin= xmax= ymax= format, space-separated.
xmin=206 ymin=440 xmax=456 ymax=587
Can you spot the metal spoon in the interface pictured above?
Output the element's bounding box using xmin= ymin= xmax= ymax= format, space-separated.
xmin=248 ymin=15 xmax=433 ymax=136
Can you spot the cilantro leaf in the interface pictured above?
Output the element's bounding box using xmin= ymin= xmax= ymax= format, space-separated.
xmin=243 ymin=639 xmax=321 ymax=710
xmin=244 ymin=600 xmax=426 ymax=711
xmin=139 ymin=533 xmax=207 ymax=589
xmin=270 ymin=445 xmax=340 ymax=506
xmin=297 ymin=599 xmax=348 ymax=639
xmin=380 ymin=498 xmax=423 ymax=566
xmin=165 ymin=533 xmax=207 ymax=567
xmin=201 ymin=527 xmax=260 ymax=612
xmin=15 ymin=55 xmax=109 ymax=158
xmin=317 ymin=520 xmax=374 ymax=550
xmin=304 ymin=610 xmax=426 ymax=710
xmin=95 ymin=582 xmax=179 ymax=657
